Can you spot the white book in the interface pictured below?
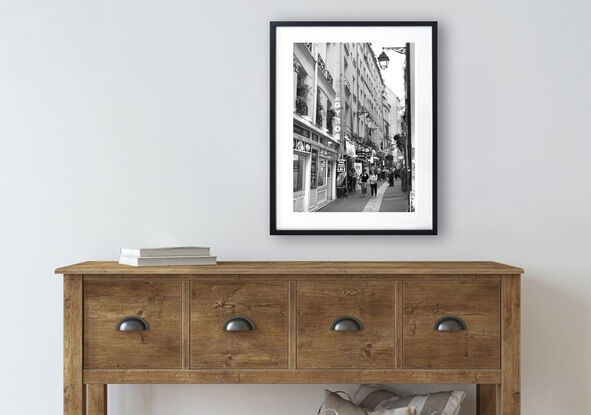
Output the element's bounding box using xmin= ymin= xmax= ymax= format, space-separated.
xmin=119 ymin=255 xmax=217 ymax=267
xmin=120 ymin=247 xmax=210 ymax=257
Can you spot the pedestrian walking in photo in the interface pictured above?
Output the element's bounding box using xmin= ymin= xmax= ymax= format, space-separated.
xmin=348 ymin=168 xmax=357 ymax=193
xmin=369 ymin=170 xmax=378 ymax=197
xmin=388 ymin=169 xmax=394 ymax=186
xmin=360 ymin=169 xmax=369 ymax=197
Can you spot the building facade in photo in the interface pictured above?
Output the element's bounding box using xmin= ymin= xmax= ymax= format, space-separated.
xmin=339 ymin=43 xmax=388 ymax=170
xmin=384 ymin=85 xmax=403 ymax=166
xmin=293 ymin=43 xmax=339 ymax=212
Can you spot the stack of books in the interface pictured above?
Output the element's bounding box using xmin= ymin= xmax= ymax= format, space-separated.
xmin=118 ymin=247 xmax=217 ymax=267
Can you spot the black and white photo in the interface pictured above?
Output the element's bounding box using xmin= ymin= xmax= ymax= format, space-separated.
xmin=271 ymin=22 xmax=437 ymax=234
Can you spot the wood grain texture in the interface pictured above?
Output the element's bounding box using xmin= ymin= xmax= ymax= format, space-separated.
xmin=477 ymin=384 xmax=498 ymax=415
xmin=191 ymin=281 xmax=288 ymax=369
xmin=81 ymin=273 xmax=503 ymax=283
xmin=84 ymin=280 xmax=182 ymax=369
xmin=83 ymin=369 xmax=502 ymax=385
xmin=182 ymin=281 xmax=191 ymax=369
xmin=297 ymin=280 xmax=394 ymax=369
xmin=403 ymin=281 xmax=501 ymax=369
xmin=395 ymin=281 xmax=403 ymax=369
xmin=56 ymin=261 xmax=524 ymax=275
xmin=64 ymin=275 xmax=83 ymax=415
xmin=288 ymin=281 xmax=297 ymax=369
xmin=86 ymin=384 xmax=107 ymax=415
xmin=501 ymin=275 xmax=521 ymax=415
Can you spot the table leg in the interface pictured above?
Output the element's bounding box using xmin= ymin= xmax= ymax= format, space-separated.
xmin=86 ymin=385 xmax=107 ymax=415
xmin=477 ymin=384 xmax=498 ymax=415
xmin=64 ymin=275 xmax=83 ymax=415
xmin=501 ymin=275 xmax=521 ymax=414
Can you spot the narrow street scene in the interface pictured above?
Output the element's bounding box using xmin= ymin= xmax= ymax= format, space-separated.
xmin=293 ymin=42 xmax=415 ymax=213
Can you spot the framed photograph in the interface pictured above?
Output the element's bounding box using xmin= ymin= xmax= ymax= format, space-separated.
xmin=271 ymin=21 xmax=437 ymax=235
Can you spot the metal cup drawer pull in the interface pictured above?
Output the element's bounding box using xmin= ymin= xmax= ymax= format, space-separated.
xmin=116 ymin=316 xmax=150 ymax=331
xmin=433 ymin=316 xmax=467 ymax=332
xmin=222 ymin=316 xmax=256 ymax=331
xmin=330 ymin=316 xmax=364 ymax=331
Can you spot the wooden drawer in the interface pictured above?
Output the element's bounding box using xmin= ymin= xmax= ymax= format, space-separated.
xmin=84 ymin=280 xmax=182 ymax=369
xmin=403 ymin=280 xmax=501 ymax=369
xmin=297 ymin=281 xmax=394 ymax=369
xmin=191 ymin=281 xmax=288 ymax=368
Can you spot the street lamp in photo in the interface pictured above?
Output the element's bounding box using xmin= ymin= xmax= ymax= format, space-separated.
xmin=377 ymin=51 xmax=390 ymax=70
xmin=377 ymin=47 xmax=407 ymax=69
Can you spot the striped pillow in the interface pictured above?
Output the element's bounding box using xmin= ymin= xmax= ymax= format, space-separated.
xmin=321 ymin=390 xmax=366 ymax=415
xmin=371 ymin=409 xmax=417 ymax=415
xmin=321 ymin=390 xmax=417 ymax=415
xmin=355 ymin=386 xmax=397 ymax=409
xmin=354 ymin=385 xmax=465 ymax=415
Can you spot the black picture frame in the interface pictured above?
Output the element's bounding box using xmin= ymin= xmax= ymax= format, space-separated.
xmin=271 ymin=21 xmax=437 ymax=235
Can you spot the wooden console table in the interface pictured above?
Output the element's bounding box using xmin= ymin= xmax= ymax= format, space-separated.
xmin=56 ymin=261 xmax=522 ymax=415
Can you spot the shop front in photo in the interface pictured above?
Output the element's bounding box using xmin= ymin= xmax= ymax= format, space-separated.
xmin=293 ymin=120 xmax=338 ymax=212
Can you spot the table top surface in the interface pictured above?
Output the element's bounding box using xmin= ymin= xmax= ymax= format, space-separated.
xmin=55 ymin=260 xmax=524 ymax=275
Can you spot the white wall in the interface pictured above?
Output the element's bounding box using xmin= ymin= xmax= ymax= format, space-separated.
xmin=1 ymin=0 xmax=590 ymax=414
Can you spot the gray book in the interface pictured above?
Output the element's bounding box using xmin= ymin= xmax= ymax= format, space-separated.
xmin=119 ymin=255 xmax=217 ymax=267
xmin=120 ymin=247 xmax=210 ymax=257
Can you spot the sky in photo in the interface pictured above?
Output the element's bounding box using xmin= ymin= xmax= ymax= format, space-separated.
xmin=370 ymin=42 xmax=406 ymax=104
